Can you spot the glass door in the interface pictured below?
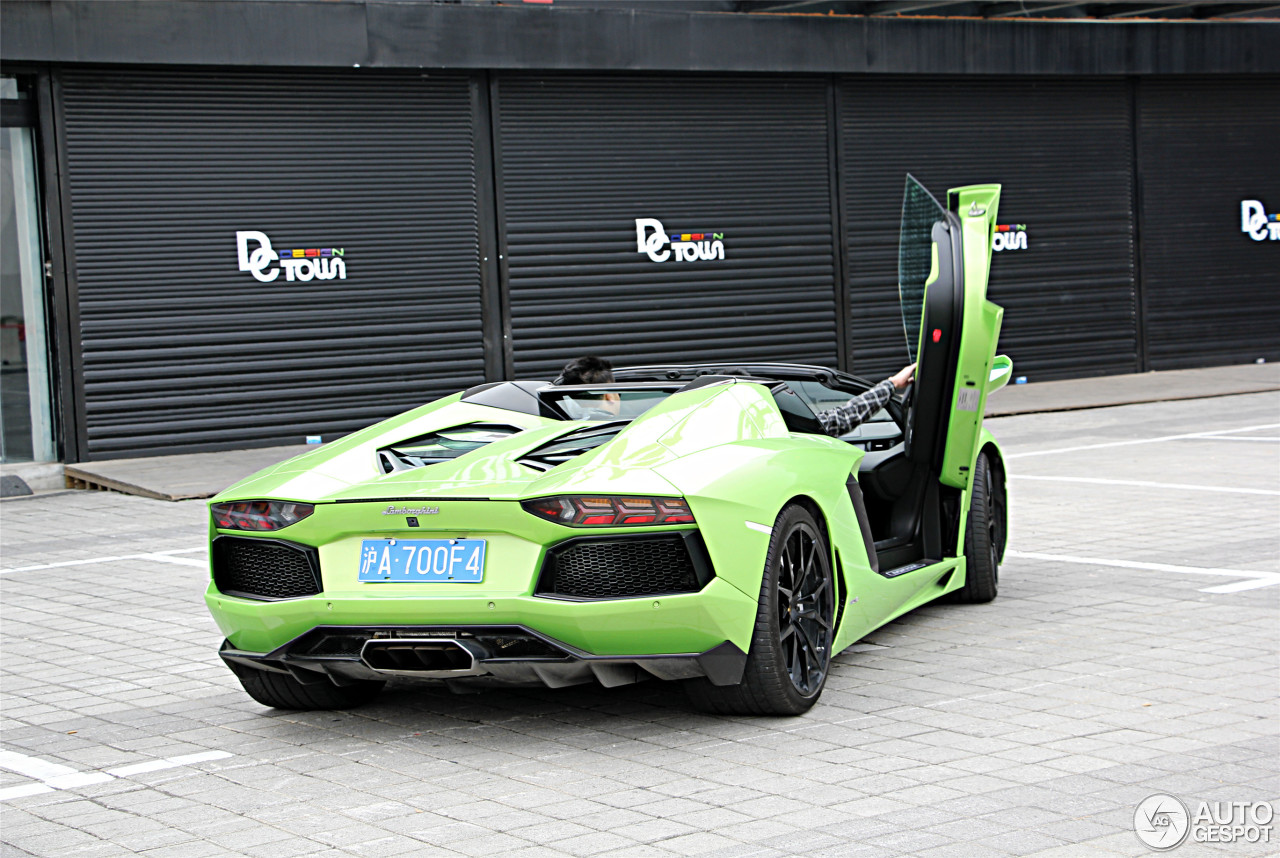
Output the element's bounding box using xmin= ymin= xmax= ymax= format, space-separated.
xmin=897 ymin=174 xmax=950 ymax=364
xmin=896 ymin=174 xmax=961 ymax=472
xmin=1 ymin=76 xmax=55 ymax=462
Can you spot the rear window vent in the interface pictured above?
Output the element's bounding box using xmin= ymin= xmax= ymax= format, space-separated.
xmin=378 ymin=424 xmax=522 ymax=474
xmin=517 ymin=424 xmax=625 ymax=472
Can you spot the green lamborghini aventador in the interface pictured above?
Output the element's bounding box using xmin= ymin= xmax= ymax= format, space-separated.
xmin=206 ymin=176 xmax=1012 ymax=715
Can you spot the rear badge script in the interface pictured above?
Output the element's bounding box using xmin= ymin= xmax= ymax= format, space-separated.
xmin=383 ymin=505 xmax=440 ymax=516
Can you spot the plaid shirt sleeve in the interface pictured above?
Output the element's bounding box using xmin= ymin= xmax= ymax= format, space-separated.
xmin=816 ymin=379 xmax=895 ymax=437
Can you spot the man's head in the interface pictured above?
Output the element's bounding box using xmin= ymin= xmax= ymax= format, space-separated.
xmin=559 ymin=355 xmax=620 ymax=415
xmin=560 ymin=355 xmax=614 ymax=385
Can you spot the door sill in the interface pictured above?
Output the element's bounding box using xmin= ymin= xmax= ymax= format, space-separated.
xmin=878 ymin=559 xmax=940 ymax=579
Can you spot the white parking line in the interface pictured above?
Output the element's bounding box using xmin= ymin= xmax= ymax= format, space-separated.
xmin=0 ymin=547 xmax=205 ymax=575
xmin=107 ymin=751 xmax=230 ymax=776
xmin=1007 ymin=423 xmax=1280 ymax=459
xmin=138 ymin=553 xmax=207 ymax=568
xmin=0 ymin=749 xmax=96 ymax=781
xmin=1011 ymin=474 xmax=1280 ymax=497
xmin=0 ymin=749 xmax=232 ymax=802
xmin=1006 ymin=550 xmax=1280 ymax=593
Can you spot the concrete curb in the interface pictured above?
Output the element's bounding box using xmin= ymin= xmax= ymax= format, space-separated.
xmin=54 ymin=363 xmax=1280 ymax=502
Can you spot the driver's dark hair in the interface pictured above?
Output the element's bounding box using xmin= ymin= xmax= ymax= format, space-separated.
xmin=560 ymin=355 xmax=614 ymax=385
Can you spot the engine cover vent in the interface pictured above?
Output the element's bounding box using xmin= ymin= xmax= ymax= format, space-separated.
xmin=517 ymin=423 xmax=625 ymax=472
xmin=377 ymin=424 xmax=523 ymax=473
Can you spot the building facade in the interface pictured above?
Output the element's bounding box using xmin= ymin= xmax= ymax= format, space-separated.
xmin=2 ymin=1 xmax=1277 ymax=461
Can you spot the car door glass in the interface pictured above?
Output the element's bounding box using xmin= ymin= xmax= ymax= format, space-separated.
xmin=898 ymin=174 xmax=949 ymax=363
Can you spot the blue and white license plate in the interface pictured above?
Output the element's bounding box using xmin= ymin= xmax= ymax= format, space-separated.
xmin=358 ymin=539 xmax=486 ymax=583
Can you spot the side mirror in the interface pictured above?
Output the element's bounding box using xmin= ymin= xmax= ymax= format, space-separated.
xmin=987 ymin=354 xmax=1013 ymax=395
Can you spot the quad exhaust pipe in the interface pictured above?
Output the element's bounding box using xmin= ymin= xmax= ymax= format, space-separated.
xmin=360 ymin=638 xmax=488 ymax=678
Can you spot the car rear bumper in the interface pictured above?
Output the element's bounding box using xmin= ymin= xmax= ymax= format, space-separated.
xmin=219 ymin=624 xmax=747 ymax=690
xmin=206 ymin=573 xmax=758 ymax=657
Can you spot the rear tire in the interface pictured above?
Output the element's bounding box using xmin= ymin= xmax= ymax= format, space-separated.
xmin=230 ymin=663 xmax=385 ymax=710
xmin=686 ymin=504 xmax=835 ymax=716
xmin=950 ymin=450 xmax=1004 ymax=604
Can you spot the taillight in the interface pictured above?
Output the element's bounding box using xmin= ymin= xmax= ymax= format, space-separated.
xmin=211 ymin=500 xmax=314 ymax=531
xmin=521 ymin=496 xmax=695 ymax=527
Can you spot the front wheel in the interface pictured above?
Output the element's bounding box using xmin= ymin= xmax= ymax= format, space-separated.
xmin=950 ymin=450 xmax=1005 ymax=604
xmin=686 ymin=504 xmax=835 ymax=715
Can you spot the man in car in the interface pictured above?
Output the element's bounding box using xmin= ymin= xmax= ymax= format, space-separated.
xmin=559 ymin=355 xmax=615 ymax=385
xmin=557 ymin=355 xmax=620 ymax=416
xmin=560 ymin=356 xmax=914 ymax=436
xmin=817 ymin=363 xmax=915 ymax=437
xmin=708 ymin=361 xmax=917 ymax=436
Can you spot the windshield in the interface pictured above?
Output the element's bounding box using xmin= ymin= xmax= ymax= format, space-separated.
xmin=785 ymin=380 xmax=895 ymax=424
xmin=541 ymin=386 xmax=675 ymax=422
xmin=898 ymin=175 xmax=949 ymax=364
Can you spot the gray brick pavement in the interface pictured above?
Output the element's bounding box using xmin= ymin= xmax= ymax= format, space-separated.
xmin=1 ymin=392 xmax=1277 ymax=857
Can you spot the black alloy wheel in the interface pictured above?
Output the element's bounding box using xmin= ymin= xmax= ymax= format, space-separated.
xmin=685 ymin=503 xmax=836 ymax=715
xmin=983 ymin=451 xmax=1007 ymax=570
xmin=777 ymin=516 xmax=833 ymax=696
xmin=949 ymin=450 xmax=1003 ymax=604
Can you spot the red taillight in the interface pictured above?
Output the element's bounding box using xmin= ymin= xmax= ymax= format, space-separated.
xmin=210 ymin=500 xmax=314 ymax=531
xmin=521 ymin=496 xmax=696 ymax=527
xmin=526 ymin=498 xmax=571 ymax=520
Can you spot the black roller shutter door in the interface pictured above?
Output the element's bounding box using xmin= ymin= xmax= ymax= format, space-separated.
xmin=1137 ymin=77 xmax=1280 ymax=370
xmin=494 ymin=75 xmax=838 ymax=378
xmin=59 ymin=70 xmax=485 ymax=459
xmin=838 ymin=78 xmax=1137 ymax=382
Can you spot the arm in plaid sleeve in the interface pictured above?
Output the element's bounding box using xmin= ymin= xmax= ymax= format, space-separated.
xmin=816 ymin=379 xmax=895 ymax=437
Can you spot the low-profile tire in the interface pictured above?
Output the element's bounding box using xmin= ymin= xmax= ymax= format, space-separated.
xmin=949 ymin=450 xmax=1005 ymax=604
xmin=685 ymin=504 xmax=835 ymax=716
xmin=230 ymin=664 xmax=385 ymax=710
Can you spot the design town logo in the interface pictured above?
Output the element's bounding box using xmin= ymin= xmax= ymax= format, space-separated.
xmin=992 ymin=224 xmax=1027 ymax=252
xmin=236 ymin=231 xmax=347 ymax=282
xmin=635 ymin=218 xmax=725 ymax=263
xmin=1241 ymin=200 xmax=1280 ymax=241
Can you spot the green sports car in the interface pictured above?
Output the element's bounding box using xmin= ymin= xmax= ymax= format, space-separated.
xmin=206 ymin=176 xmax=1012 ymax=715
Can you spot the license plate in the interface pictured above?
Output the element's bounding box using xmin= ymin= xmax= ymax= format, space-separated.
xmin=358 ymin=538 xmax=486 ymax=583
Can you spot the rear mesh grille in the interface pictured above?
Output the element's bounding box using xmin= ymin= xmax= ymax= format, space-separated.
xmin=473 ymin=632 xmax=564 ymax=660
xmin=538 ymin=534 xmax=708 ymax=599
xmin=212 ymin=537 xmax=320 ymax=600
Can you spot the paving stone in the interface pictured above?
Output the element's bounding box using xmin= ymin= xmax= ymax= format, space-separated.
xmin=1 ymin=393 xmax=1277 ymax=858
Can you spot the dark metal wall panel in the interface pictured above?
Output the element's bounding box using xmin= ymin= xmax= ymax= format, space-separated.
xmin=59 ymin=69 xmax=485 ymax=458
xmin=494 ymin=75 xmax=839 ymax=379
xmin=838 ymin=77 xmax=1137 ymax=382
xmin=8 ymin=2 xmax=1280 ymax=76
xmin=1137 ymin=77 xmax=1280 ymax=371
